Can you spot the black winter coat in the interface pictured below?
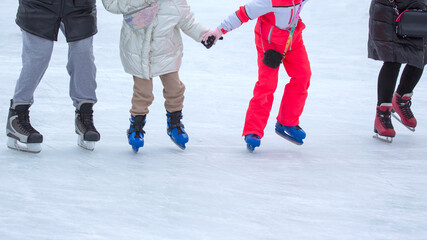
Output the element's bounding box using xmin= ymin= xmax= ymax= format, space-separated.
xmin=368 ymin=0 xmax=427 ymax=68
xmin=16 ymin=0 xmax=97 ymax=42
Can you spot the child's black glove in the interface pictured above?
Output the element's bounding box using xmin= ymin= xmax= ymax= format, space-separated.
xmin=202 ymin=36 xmax=223 ymax=49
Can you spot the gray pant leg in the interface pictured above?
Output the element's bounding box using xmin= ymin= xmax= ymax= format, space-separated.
xmin=67 ymin=37 xmax=97 ymax=107
xmin=13 ymin=30 xmax=54 ymax=104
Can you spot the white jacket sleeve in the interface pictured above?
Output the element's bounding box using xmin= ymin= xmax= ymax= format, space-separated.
xmin=176 ymin=0 xmax=208 ymax=42
xmin=101 ymin=0 xmax=131 ymax=14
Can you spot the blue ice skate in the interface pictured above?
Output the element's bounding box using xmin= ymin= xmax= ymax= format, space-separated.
xmin=127 ymin=115 xmax=146 ymax=153
xmin=244 ymin=134 xmax=261 ymax=152
xmin=167 ymin=111 xmax=188 ymax=150
xmin=275 ymin=122 xmax=306 ymax=145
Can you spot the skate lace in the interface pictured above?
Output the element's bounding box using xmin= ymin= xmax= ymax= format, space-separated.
xmin=377 ymin=108 xmax=393 ymax=129
xmin=17 ymin=110 xmax=38 ymax=134
xmin=79 ymin=111 xmax=97 ymax=131
xmin=396 ymin=97 xmax=414 ymax=119
xmin=167 ymin=112 xmax=184 ymax=134
xmin=129 ymin=118 xmax=146 ymax=136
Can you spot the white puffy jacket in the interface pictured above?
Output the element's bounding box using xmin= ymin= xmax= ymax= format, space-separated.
xmin=102 ymin=0 xmax=207 ymax=79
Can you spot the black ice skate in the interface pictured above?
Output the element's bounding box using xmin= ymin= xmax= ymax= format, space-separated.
xmin=6 ymin=100 xmax=43 ymax=153
xmin=75 ymin=102 xmax=100 ymax=151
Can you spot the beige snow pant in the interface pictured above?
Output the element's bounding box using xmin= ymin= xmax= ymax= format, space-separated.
xmin=130 ymin=72 xmax=185 ymax=116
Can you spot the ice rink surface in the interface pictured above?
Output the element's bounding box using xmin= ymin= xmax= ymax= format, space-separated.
xmin=1 ymin=1 xmax=426 ymax=239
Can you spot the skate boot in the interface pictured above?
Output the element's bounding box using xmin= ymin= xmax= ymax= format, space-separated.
xmin=275 ymin=122 xmax=306 ymax=145
xmin=244 ymin=134 xmax=260 ymax=152
xmin=75 ymin=102 xmax=100 ymax=150
xmin=392 ymin=92 xmax=417 ymax=131
xmin=373 ymin=103 xmax=395 ymax=143
xmin=127 ymin=115 xmax=146 ymax=153
xmin=6 ymin=100 xmax=43 ymax=153
xmin=166 ymin=110 xmax=188 ymax=150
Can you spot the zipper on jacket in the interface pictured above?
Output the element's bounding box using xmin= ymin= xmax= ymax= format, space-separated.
xmin=59 ymin=0 xmax=65 ymax=19
xmin=423 ymin=39 xmax=425 ymax=65
xmin=268 ymin=26 xmax=273 ymax=44
xmin=288 ymin=0 xmax=296 ymax=52
xmin=53 ymin=0 xmax=65 ymax=40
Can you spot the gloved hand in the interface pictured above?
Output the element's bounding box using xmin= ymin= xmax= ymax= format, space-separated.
xmin=201 ymin=28 xmax=223 ymax=49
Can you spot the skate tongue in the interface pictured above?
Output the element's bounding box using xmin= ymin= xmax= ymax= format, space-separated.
xmin=14 ymin=104 xmax=30 ymax=112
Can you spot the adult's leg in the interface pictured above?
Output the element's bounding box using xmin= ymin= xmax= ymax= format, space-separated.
xmin=396 ymin=64 xmax=424 ymax=95
xmin=377 ymin=62 xmax=401 ymax=105
xmin=13 ymin=30 xmax=54 ymax=104
xmin=130 ymin=76 xmax=154 ymax=116
xmin=67 ymin=36 xmax=97 ymax=107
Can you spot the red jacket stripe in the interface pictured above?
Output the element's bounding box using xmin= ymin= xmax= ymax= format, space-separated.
xmin=236 ymin=6 xmax=251 ymax=23
xmin=288 ymin=8 xmax=293 ymax=24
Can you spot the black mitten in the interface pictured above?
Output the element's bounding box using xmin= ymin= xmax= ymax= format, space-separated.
xmin=262 ymin=49 xmax=283 ymax=69
xmin=202 ymin=36 xmax=224 ymax=49
xmin=202 ymin=36 xmax=216 ymax=49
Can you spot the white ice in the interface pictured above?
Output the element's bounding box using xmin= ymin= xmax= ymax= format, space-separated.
xmin=1 ymin=0 xmax=426 ymax=239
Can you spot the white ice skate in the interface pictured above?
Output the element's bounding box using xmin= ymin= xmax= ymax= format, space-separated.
xmin=6 ymin=101 xmax=43 ymax=154
xmin=75 ymin=102 xmax=100 ymax=151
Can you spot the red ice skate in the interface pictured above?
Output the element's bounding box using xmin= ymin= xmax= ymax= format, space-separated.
xmin=373 ymin=103 xmax=395 ymax=143
xmin=392 ymin=92 xmax=417 ymax=131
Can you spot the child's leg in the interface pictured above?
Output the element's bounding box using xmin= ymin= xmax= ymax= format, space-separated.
xmin=131 ymin=76 xmax=154 ymax=116
xmin=67 ymin=36 xmax=97 ymax=107
xmin=13 ymin=30 xmax=54 ymax=104
xmin=278 ymin=38 xmax=311 ymax=127
xmin=242 ymin=48 xmax=280 ymax=138
xmin=159 ymin=72 xmax=185 ymax=113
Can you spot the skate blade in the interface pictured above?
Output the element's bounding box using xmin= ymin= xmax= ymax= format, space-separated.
xmin=77 ymin=136 xmax=95 ymax=151
xmin=373 ymin=133 xmax=393 ymax=143
xmin=131 ymin=144 xmax=143 ymax=153
xmin=391 ymin=112 xmax=416 ymax=132
xmin=171 ymin=140 xmax=186 ymax=150
xmin=275 ymin=131 xmax=303 ymax=145
xmin=168 ymin=134 xmax=186 ymax=150
xmin=246 ymin=144 xmax=255 ymax=153
xmin=7 ymin=137 xmax=41 ymax=153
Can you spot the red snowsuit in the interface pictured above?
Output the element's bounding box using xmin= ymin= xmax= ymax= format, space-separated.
xmin=218 ymin=0 xmax=311 ymax=138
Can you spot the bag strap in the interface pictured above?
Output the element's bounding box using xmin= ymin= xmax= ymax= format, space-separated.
xmin=283 ymin=2 xmax=303 ymax=57
xmin=396 ymin=10 xmax=410 ymax=22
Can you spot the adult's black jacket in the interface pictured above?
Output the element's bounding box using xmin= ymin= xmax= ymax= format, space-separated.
xmin=368 ymin=0 xmax=427 ymax=68
xmin=16 ymin=0 xmax=97 ymax=42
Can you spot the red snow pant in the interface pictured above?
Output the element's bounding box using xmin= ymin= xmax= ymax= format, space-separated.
xmin=242 ymin=20 xmax=311 ymax=138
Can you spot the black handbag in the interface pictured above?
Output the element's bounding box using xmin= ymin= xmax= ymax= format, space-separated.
xmin=396 ymin=9 xmax=427 ymax=38
xmin=263 ymin=49 xmax=283 ymax=69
